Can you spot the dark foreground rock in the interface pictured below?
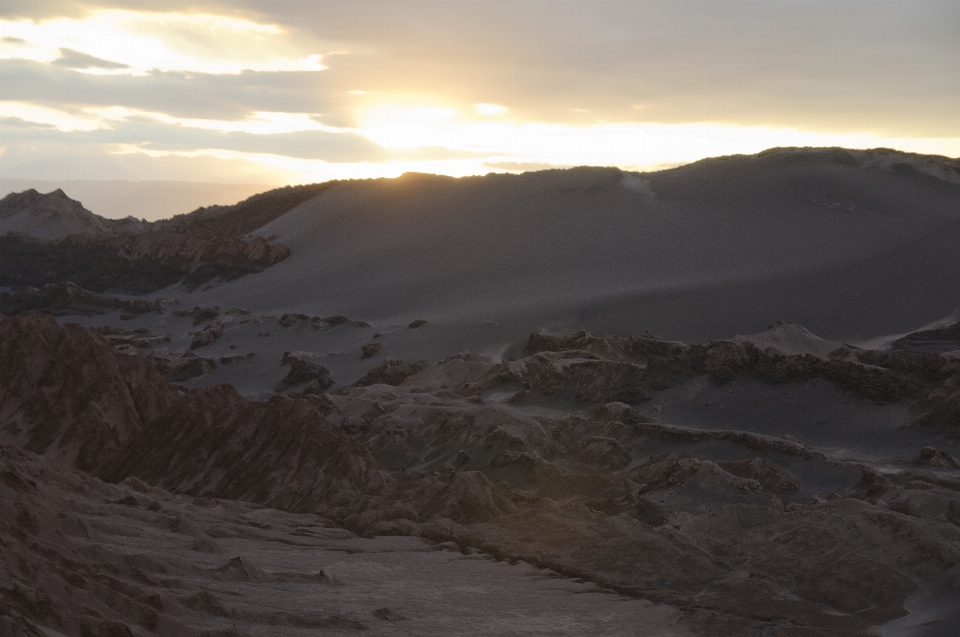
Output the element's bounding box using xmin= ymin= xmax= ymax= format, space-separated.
xmin=3 ymin=315 xmax=960 ymax=636
xmin=276 ymin=353 xmax=335 ymax=393
xmin=0 ymin=281 xmax=164 ymax=317
xmin=0 ymin=315 xmax=389 ymax=514
xmin=1 ymin=444 xmax=698 ymax=637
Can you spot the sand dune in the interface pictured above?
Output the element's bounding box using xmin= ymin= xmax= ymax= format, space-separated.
xmin=179 ymin=148 xmax=960 ymax=344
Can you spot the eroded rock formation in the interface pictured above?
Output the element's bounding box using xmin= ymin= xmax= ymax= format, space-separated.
xmin=3 ymin=315 xmax=960 ymax=636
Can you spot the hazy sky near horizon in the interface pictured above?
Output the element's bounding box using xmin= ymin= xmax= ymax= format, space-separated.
xmin=1 ymin=0 xmax=958 ymax=185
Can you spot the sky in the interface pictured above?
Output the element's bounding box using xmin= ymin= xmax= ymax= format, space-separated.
xmin=1 ymin=0 xmax=958 ymax=186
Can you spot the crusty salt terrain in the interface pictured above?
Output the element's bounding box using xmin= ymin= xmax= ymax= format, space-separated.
xmin=2 ymin=147 xmax=960 ymax=636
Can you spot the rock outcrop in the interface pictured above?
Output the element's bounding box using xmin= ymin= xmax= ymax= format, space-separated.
xmin=490 ymin=351 xmax=652 ymax=404
xmin=276 ymin=353 xmax=334 ymax=393
xmin=352 ymin=359 xmax=426 ymax=387
xmin=0 ymin=314 xmax=177 ymax=471
xmin=0 ymin=315 xmax=388 ymax=516
xmin=0 ymin=184 xmax=328 ymax=294
xmin=0 ymin=281 xmax=164 ymax=317
xmin=190 ymin=322 xmax=224 ymax=350
xmin=149 ymin=350 xmax=217 ymax=382
xmin=98 ymin=388 xmax=392 ymax=519
xmin=0 ymin=188 xmax=144 ymax=240
xmin=524 ymin=326 xmax=936 ymax=405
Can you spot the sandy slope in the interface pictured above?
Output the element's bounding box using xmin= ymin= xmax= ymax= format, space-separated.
xmin=177 ymin=148 xmax=960 ymax=344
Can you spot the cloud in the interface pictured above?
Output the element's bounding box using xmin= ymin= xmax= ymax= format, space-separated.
xmin=0 ymin=103 xmax=105 ymax=131
xmin=0 ymin=112 xmax=367 ymax=161
xmin=0 ymin=139 xmax=294 ymax=184
xmin=52 ymin=48 xmax=129 ymax=70
xmin=0 ymin=109 xmax=494 ymax=169
xmin=474 ymin=103 xmax=507 ymax=116
xmin=4 ymin=2 xmax=959 ymax=137
xmin=0 ymin=9 xmax=326 ymax=75
xmin=1 ymin=0 xmax=958 ymax=186
xmin=193 ymin=1 xmax=953 ymax=135
xmin=485 ymin=161 xmax=573 ymax=172
xmin=0 ymin=58 xmax=356 ymax=125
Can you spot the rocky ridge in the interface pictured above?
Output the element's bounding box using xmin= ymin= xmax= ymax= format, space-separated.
xmin=0 ymin=188 xmax=145 ymax=240
xmin=0 ymin=184 xmax=331 ymax=296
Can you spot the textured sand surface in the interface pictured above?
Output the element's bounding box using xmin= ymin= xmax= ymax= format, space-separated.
xmin=174 ymin=148 xmax=960 ymax=343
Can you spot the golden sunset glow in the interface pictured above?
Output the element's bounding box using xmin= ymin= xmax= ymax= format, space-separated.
xmin=1 ymin=3 xmax=957 ymax=185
